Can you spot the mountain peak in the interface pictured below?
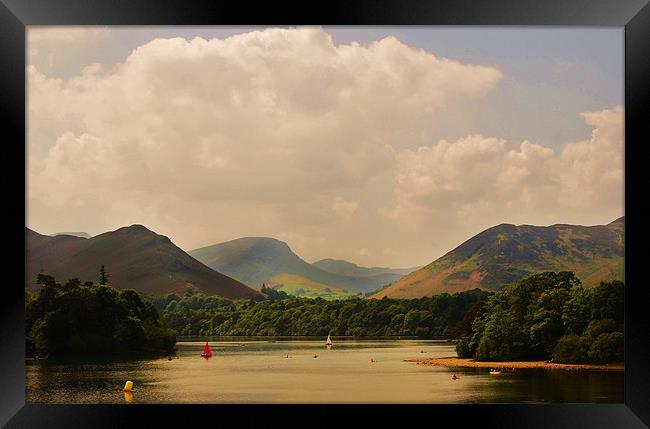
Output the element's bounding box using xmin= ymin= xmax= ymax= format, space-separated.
xmin=125 ymin=224 xmax=153 ymax=232
xmin=373 ymin=219 xmax=625 ymax=299
xmin=196 ymin=236 xmax=293 ymax=255
xmin=26 ymin=224 xmax=260 ymax=299
xmin=52 ymin=231 xmax=91 ymax=239
xmin=239 ymin=236 xmax=289 ymax=246
xmin=111 ymin=224 xmax=161 ymax=237
xmin=609 ymin=216 xmax=625 ymax=225
xmin=315 ymin=258 xmax=358 ymax=267
xmin=190 ymin=237 xmax=400 ymax=295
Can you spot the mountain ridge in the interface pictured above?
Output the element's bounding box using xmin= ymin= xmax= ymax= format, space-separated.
xmin=312 ymin=258 xmax=418 ymax=277
xmin=26 ymin=225 xmax=261 ymax=299
xmin=372 ymin=217 xmax=625 ymax=299
xmin=52 ymin=231 xmax=92 ymax=239
xmin=189 ymin=237 xmax=402 ymax=294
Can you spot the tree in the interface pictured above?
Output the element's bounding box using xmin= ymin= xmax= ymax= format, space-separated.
xmin=529 ymin=287 xmax=571 ymax=355
xmin=99 ymin=265 xmax=110 ymax=285
xmin=561 ymin=288 xmax=592 ymax=335
xmin=157 ymin=287 xmax=488 ymax=339
xmin=588 ymin=332 xmax=624 ymax=363
xmin=459 ymin=271 xmax=624 ymax=364
xmin=584 ymin=319 xmax=619 ymax=340
xmin=552 ymin=335 xmax=590 ymax=363
xmin=448 ymin=301 xmax=485 ymax=339
xmin=475 ymin=308 xmax=528 ymax=361
xmin=26 ymin=274 xmax=175 ymax=357
xmin=35 ymin=273 xmax=59 ymax=316
xmin=591 ymin=280 xmax=624 ymax=323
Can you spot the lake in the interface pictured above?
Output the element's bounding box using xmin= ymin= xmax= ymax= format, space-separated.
xmin=26 ymin=339 xmax=624 ymax=403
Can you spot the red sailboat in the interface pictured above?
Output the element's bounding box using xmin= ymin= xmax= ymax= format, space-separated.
xmin=201 ymin=342 xmax=212 ymax=358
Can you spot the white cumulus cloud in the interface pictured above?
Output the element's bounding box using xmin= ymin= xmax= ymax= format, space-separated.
xmin=27 ymin=26 xmax=503 ymax=260
xmin=388 ymin=105 xmax=623 ymax=231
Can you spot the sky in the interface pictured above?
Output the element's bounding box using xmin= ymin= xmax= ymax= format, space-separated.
xmin=26 ymin=26 xmax=624 ymax=267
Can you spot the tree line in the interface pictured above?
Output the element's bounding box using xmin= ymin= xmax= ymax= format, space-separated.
xmin=151 ymin=287 xmax=489 ymax=337
xmin=26 ymin=273 xmax=176 ymax=357
xmin=454 ymin=271 xmax=624 ymax=364
xmin=25 ymin=269 xmax=624 ymax=365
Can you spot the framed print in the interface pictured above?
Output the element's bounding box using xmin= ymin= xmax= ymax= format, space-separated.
xmin=1 ymin=0 xmax=649 ymax=427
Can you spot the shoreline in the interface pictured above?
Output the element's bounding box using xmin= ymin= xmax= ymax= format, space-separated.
xmin=405 ymin=356 xmax=624 ymax=372
xmin=175 ymin=336 xmax=446 ymax=341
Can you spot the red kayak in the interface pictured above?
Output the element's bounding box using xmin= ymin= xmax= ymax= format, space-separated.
xmin=201 ymin=342 xmax=212 ymax=358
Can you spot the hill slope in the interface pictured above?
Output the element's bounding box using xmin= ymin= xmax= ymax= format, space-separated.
xmin=26 ymin=225 xmax=260 ymax=299
xmin=52 ymin=231 xmax=92 ymax=239
xmin=312 ymin=258 xmax=417 ymax=288
xmin=312 ymin=258 xmax=417 ymax=278
xmin=189 ymin=238 xmax=398 ymax=294
xmin=372 ymin=217 xmax=625 ymax=299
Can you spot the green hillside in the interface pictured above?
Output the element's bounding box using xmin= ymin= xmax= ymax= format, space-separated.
xmin=312 ymin=258 xmax=418 ymax=286
xmin=189 ymin=237 xmax=400 ymax=294
xmin=373 ymin=217 xmax=625 ymax=299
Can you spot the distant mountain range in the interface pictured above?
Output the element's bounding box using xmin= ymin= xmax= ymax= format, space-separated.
xmin=313 ymin=258 xmax=417 ymax=278
xmin=189 ymin=237 xmax=412 ymax=297
xmin=372 ymin=217 xmax=625 ymax=299
xmin=26 ymin=225 xmax=260 ymax=299
xmin=312 ymin=258 xmax=417 ymax=287
xmin=52 ymin=231 xmax=92 ymax=239
xmin=26 ymin=217 xmax=625 ymax=300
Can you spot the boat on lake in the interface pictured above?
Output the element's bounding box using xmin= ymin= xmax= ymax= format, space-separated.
xmin=201 ymin=342 xmax=212 ymax=358
xmin=325 ymin=334 xmax=333 ymax=346
xmin=489 ymin=367 xmax=517 ymax=375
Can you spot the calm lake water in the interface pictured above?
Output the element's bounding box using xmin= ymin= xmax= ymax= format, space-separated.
xmin=26 ymin=339 xmax=623 ymax=403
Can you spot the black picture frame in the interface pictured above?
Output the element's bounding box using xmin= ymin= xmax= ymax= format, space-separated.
xmin=2 ymin=0 xmax=649 ymax=427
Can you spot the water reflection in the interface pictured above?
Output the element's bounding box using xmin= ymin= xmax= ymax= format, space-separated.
xmin=26 ymin=340 xmax=623 ymax=404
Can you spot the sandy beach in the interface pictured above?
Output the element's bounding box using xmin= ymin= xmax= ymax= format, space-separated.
xmin=405 ymin=356 xmax=624 ymax=372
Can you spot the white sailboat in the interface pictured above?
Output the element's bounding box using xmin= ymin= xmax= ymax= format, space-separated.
xmin=325 ymin=334 xmax=333 ymax=346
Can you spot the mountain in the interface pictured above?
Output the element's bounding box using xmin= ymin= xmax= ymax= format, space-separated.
xmin=372 ymin=217 xmax=625 ymax=299
xmin=26 ymin=225 xmax=261 ymax=299
xmin=52 ymin=231 xmax=92 ymax=239
xmin=189 ymin=237 xmax=399 ymax=295
xmin=312 ymin=258 xmax=418 ymax=287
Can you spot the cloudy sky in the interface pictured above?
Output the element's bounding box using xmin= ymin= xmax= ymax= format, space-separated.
xmin=26 ymin=26 xmax=624 ymax=267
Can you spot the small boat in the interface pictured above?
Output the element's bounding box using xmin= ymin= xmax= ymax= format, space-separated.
xmin=369 ymin=358 xmax=376 ymax=363
xmin=325 ymin=334 xmax=333 ymax=346
xmin=314 ymin=354 xmax=318 ymax=358
xmin=451 ymin=374 xmax=459 ymax=380
xmin=201 ymin=342 xmax=213 ymax=358
xmin=489 ymin=369 xmax=502 ymax=375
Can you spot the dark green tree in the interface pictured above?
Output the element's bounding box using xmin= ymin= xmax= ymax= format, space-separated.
xmin=459 ymin=272 xmax=624 ymax=364
xmin=26 ymin=274 xmax=175 ymax=357
xmin=99 ymin=265 xmax=110 ymax=285
xmin=551 ymin=334 xmax=590 ymax=363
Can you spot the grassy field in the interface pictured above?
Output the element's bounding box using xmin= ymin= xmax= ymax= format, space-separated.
xmin=269 ymin=273 xmax=357 ymax=299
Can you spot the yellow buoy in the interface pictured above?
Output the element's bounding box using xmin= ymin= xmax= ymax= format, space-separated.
xmin=123 ymin=380 xmax=133 ymax=392
xmin=124 ymin=391 xmax=133 ymax=403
